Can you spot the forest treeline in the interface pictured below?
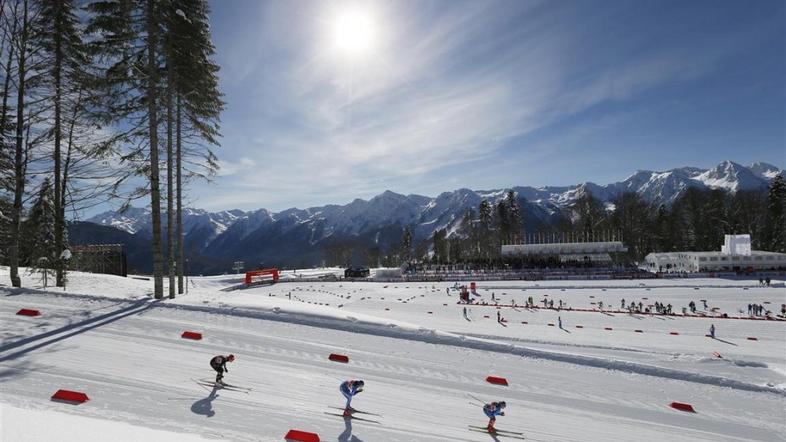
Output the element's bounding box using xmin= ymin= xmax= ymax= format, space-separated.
xmin=0 ymin=0 xmax=223 ymax=298
xmin=323 ymin=177 xmax=786 ymax=267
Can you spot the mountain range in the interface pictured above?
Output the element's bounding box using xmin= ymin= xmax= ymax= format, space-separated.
xmin=74 ymin=160 xmax=782 ymax=274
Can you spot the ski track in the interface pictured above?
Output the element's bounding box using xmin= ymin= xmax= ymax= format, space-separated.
xmin=1 ymin=284 xmax=785 ymax=441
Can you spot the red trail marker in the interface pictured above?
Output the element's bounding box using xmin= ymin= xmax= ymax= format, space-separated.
xmin=284 ymin=429 xmax=320 ymax=442
xmin=51 ymin=390 xmax=89 ymax=404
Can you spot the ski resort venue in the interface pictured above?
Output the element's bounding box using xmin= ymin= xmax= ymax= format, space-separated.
xmin=643 ymin=235 xmax=786 ymax=273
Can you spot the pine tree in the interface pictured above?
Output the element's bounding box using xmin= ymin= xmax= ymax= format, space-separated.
xmin=495 ymin=199 xmax=509 ymax=248
xmin=573 ymin=191 xmax=604 ymax=241
xmin=87 ymin=0 xmax=166 ymax=298
xmin=478 ymin=199 xmax=493 ymax=260
xmin=653 ymin=204 xmax=673 ymax=252
xmin=505 ymin=190 xmax=522 ymax=244
xmin=765 ymin=174 xmax=786 ymax=252
xmin=0 ymin=198 xmax=11 ymax=261
xmin=401 ymin=225 xmax=413 ymax=261
xmin=33 ymin=0 xmax=90 ymax=287
xmin=0 ymin=3 xmax=19 ymax=196
xmin=728 ymin=191 xmax=766 ymax=249
xmin=21 ymin=178 xmax=56 ymax=270
xmin=8 ymin=0 xmax=42 ymax=288
xmin=432 ymin=228 xmax=447 ymax=263
xmin=610 ymin=192 xmax=653 ymax=259
xmin=162 ymin=0 xmax=223 ymax=294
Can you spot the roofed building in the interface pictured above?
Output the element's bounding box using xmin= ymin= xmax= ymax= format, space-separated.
xmin=643 ymin=234 xmax=786 ymax=273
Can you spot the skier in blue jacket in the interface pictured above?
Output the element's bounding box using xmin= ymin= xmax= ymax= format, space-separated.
xmin=483 ymin=401 xmax=506 ymax=432
xmin=339 ymin=380 xmax=364 ymax=416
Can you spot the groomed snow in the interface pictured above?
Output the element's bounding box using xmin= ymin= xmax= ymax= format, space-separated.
xmin=1 ymin=267 xmax=785 ymax=441
xmin=0 ymin=404 xmax=212 ymax=442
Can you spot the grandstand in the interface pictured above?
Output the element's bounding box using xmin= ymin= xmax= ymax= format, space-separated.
xmin=501 ymin=240 xmax=628 ymax=264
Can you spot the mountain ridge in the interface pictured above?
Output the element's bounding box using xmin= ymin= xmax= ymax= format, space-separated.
xmin=81 ymin=160 xmax=782 ymax=272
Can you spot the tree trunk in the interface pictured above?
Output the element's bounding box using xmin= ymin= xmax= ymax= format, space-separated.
xmin=146 ymin=0 xmax=163 ymax=299
xmin=166 ymin=62 xmax=175 ymax=298
xmin=9 ymin=0 xmax=28 ymax=288
xmin=0 ymin=3 xmax=16 ymax=193
xmin=176 ymin=93 xmax=184 ymax=294
xmin=53 ymin=2 xmax=64 ymax=287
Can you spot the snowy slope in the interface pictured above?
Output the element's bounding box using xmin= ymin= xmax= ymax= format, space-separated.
xmin=1 ymin=268 xmax=785 ymax=441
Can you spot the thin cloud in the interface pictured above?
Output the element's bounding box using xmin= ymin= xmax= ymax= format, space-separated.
xmin=195 ymin=0 xmax=784 ymax=212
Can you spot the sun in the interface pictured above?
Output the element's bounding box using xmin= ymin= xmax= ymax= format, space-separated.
xmin=332 ymin=8 xmax=376 ymax=56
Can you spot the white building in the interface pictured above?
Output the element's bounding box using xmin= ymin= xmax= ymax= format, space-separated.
xmin=643 ymin=234 xmax=786 ymax=273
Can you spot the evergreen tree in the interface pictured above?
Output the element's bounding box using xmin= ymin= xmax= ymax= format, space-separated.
xmin=432 ymin=228 xmax=447 ymax=263
xmin=505 ymin=190 xmax=522 ymax=243
xmin=33 ymin=0 xmax=91 ymax=287
xmin=21 ymin=178 xmax=56 ymax=269
xmin=609 ymin=192 xmax=651 ymax=259
xmin=401 ymin=225 xmax=413 ymax=261
xmin=653 ymin=204 xmax=674 ymax=252
xmin=478 ymin=199 xmax=493 ymax=259
xmin=495 ymin=199 xmax=509 ymax=247
xmin=87 ymin=0 xmax=166 ymax=298
xmin=162 ymin=0 xmax=223 ymax=294
xmin=0 ymin=198 xmax=11 ymax=261
xmin=727 ymin=191 xmax=766 ymax=249
xmin=573 ymin=191 xmax=604 ymax=241
xmin=7 ymin=0 xmax=45 ymax=287
xmin=765 ymin=174 xmax=786 ymax=252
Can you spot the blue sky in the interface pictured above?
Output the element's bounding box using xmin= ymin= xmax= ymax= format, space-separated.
xmin=187 ymin=0 xmax=785 ymax=212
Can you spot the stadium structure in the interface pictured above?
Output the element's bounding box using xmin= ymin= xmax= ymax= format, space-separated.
xmin=642 ymin=234 xmax=786 ymax=273
xmin=501 ymin=237 xmax=628 ymax=265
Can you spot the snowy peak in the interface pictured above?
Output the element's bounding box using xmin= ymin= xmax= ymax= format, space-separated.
xmin=748 ymin=162 xmax=783 ymax=180
xmin=692 ymin=160 xmax=766 ymax=192
xmin=88 ymin=207 xmax=151 ymax=235
xmin=84 ymin=160 xmax=781 ymax=269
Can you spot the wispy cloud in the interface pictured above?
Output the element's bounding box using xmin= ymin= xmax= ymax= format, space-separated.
xmin=193 ymin=0 xmax=784 ymax=212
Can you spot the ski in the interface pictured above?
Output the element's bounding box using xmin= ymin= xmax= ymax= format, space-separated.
xmin=194 ymin=379 xmax=251 ymax=393
xmin=469 ymin=425 xmax=524 ymax=435
xmin=469 ymin=427 xmax=526 ymax=439
xmin=329 ymin=407 xmax=381 ymax=416
xmin=466 ymin=393 xmax=486 ymax=404
xmin=221 ymin=382 xmax=252 ymax=391
xmin=324 ymin=412 xmax=380 ymax=424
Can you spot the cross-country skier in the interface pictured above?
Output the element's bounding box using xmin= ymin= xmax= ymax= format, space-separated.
xmin=210 ymin=354 xmax=235 ymax=385
xmin=483 ymin=401 xmax=506 ymax=432
xmin=340 ymin=379 xmax=364 ymax=416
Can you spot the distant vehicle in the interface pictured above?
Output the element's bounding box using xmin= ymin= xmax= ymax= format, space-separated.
xmin=344 ymin=267 xmax=370 ymax=278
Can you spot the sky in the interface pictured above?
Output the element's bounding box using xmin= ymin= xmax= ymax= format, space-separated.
xmin=183 ymin=0 xmax=785 ymax=213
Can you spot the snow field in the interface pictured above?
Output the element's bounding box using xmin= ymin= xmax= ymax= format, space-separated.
xmin=1 ymin=268 xmax=785 ymax=441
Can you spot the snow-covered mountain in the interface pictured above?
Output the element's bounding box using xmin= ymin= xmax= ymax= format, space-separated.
xmin=84 ymin=160 xmax=781 ymax=271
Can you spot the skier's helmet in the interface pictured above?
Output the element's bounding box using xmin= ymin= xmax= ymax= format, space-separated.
xmin=227 ymin=354 xmax=235 ymax=362
xmin=498 ymin=401 xmax=507 ymax=409
xmin=355 ymin=380 xmax=364 ymax=388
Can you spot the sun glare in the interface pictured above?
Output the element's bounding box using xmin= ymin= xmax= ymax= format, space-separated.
xmin=333 ymin=9 xmax=375 ymax=56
